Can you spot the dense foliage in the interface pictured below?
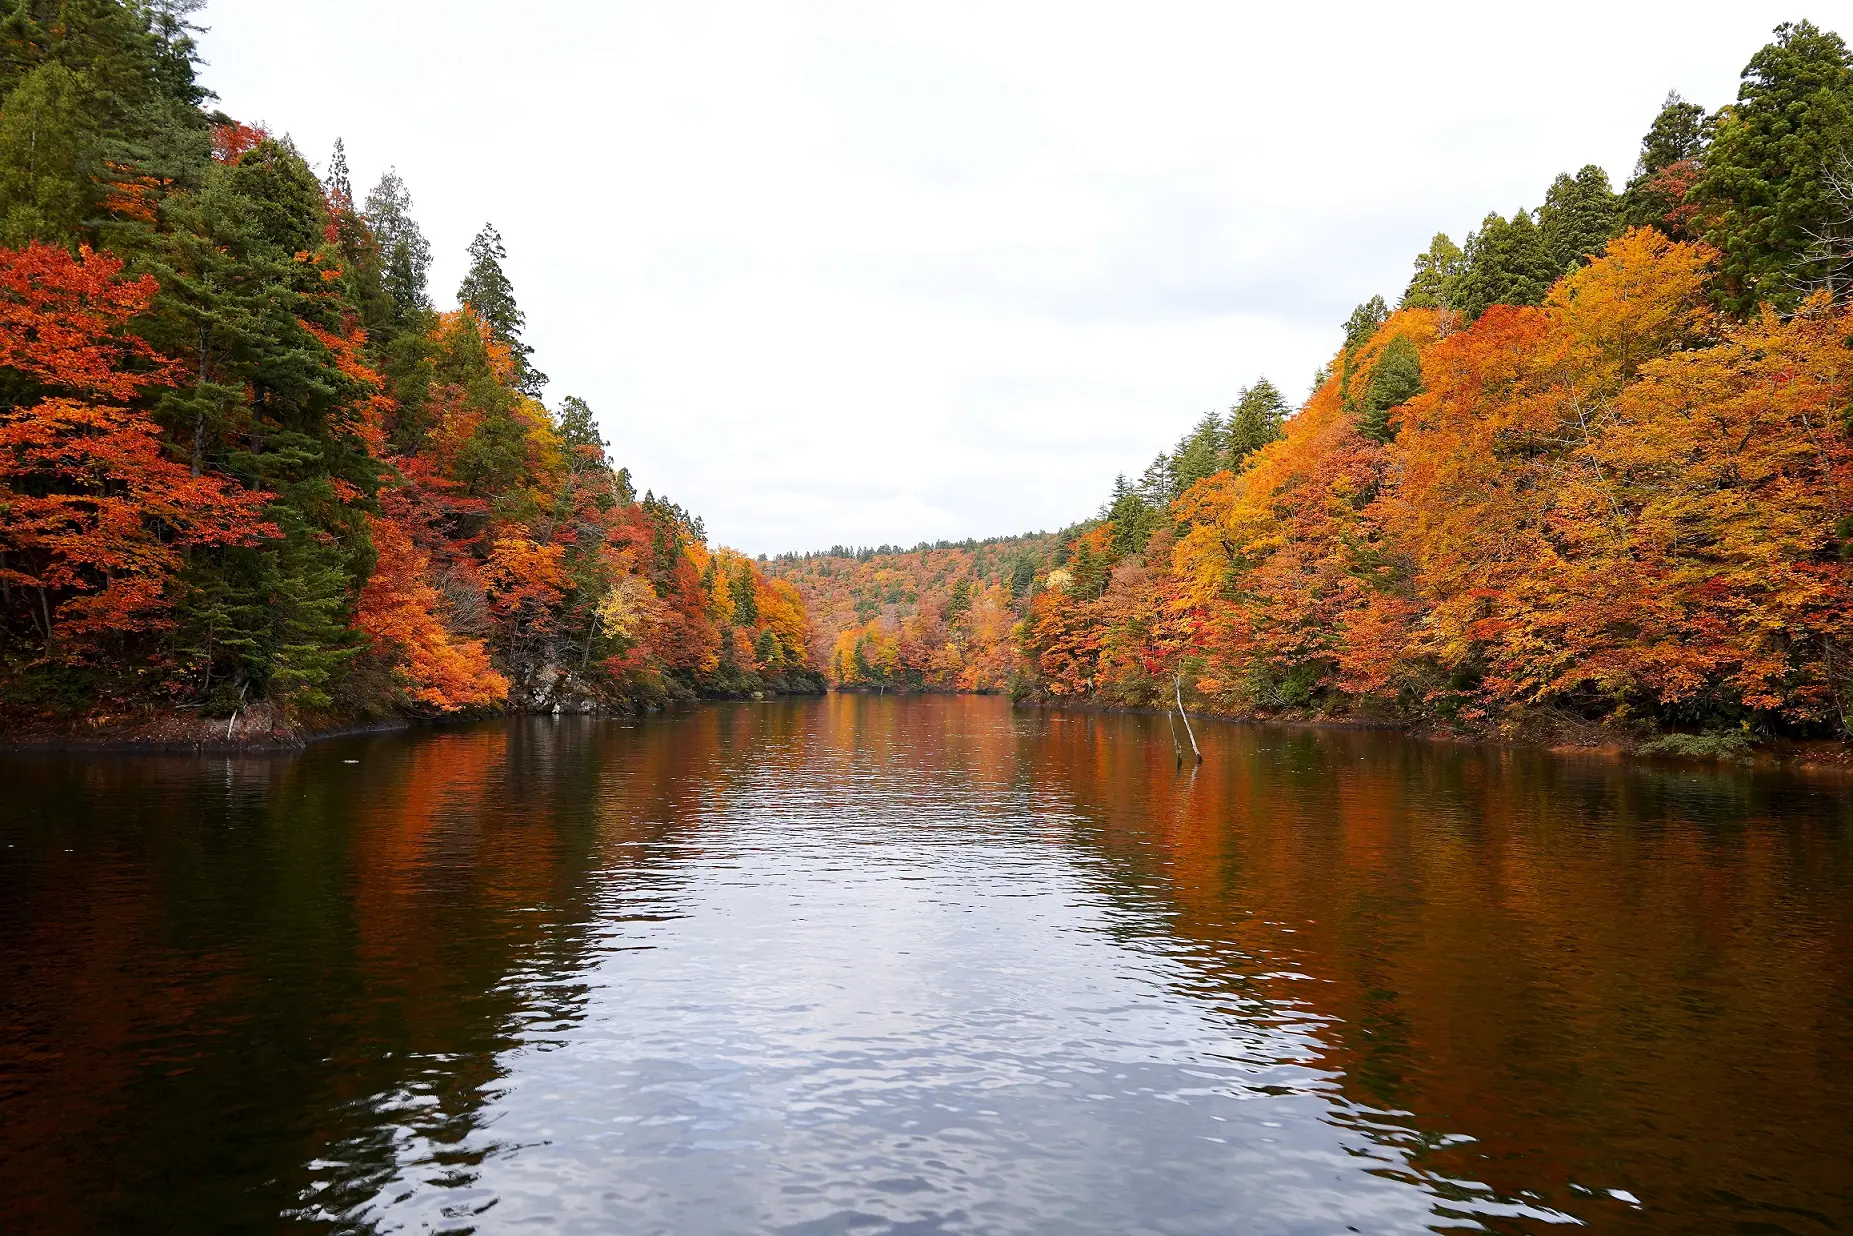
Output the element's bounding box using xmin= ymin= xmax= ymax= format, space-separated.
xmin=766 ymin=536 xmax=1053 ymax=691
xmin=3 ymin=9 xmax=1847 ymax=751
xmin=1015 ymin=22 xmax=1853 ymax=746
xmin=0 ymin=2 xmax=818 ymax=734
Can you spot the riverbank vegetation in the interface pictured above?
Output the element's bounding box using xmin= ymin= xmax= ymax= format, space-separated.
xmin=766 ymin=535 xmax=1052 ymax=691
xmin=1015 ymin=20 xmax=1853 ymax=747
xmin=0 ymin=3 xmax=818 ymax=741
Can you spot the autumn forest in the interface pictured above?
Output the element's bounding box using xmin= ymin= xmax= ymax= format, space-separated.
xmin=2 ymin=6 xmax=1851 ymax=754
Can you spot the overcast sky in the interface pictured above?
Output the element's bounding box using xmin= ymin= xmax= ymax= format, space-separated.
xmin=196 ymin=1 xmax=1806 ymax=555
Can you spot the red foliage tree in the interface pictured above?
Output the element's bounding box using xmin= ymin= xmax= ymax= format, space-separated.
xmin=0 ymin=244 xmax=273 ymax=664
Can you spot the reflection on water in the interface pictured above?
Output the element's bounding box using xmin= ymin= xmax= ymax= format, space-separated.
xmin=1 ymin=696 xmax=1848 ymax=1233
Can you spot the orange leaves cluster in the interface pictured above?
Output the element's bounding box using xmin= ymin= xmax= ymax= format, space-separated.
xmin=210 ymin=122 xmax=268 ymax=164
xmin=354 ymin=515 xmax=507 ymax=712
xmin=1390 ymin=229 xmax=1853 ymax=724
xmin=774 ymin=542 xmax=1044 ymax=692
xmin=485 ymin=533 xmax=568 ymax=635
xmin=831 ymin=618 xmax=899 ymax=685
xmin=1023 ymin=227 xmax=1853 ymax=735
xmin=0 ymin=244 xmax=177 ymax=399
xmin=343 ymin=305 xmax=811 ymax=709
xmin=0 ymin=244 xmax=273 ymax=661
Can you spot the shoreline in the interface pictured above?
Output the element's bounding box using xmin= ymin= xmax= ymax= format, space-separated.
xmin=0 ymin=684 xmax=825 ymax=755
xmin=1009 ymin=695 xmax=1853 ymax=777
xmin=5 ymin=688 xmax=1849 ymax=776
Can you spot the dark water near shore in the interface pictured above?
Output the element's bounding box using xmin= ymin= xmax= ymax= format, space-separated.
xmin=2 ymin=696 xmax=1849 ymax=1234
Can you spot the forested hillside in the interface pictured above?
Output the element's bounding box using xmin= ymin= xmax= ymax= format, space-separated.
xmin=0 ymin=2 xmax=818 ymax=741
xmin=765 ymin=535 xmax=1052 ymax=691
xmin=1015 ymin=20 xmax=1853 ymax=749
xmin=3 ymin=6 xmax=1849 ymax=753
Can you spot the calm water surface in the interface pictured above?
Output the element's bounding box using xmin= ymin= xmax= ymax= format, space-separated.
xmin=2 ymin=696 xmax=1849 ymax=1234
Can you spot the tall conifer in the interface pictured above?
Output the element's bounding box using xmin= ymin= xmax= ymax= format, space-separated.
xmin=458 ymin=222 xmax=546 ymax=395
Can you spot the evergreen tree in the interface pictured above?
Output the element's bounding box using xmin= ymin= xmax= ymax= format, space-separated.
xmin=1621 ymin=91 xmax=1711 ymax=235
xmin=1453 ymin=209 xmax=1557 ymax=319
xmin=1539 ymin=164 xmax=1619 ymax=275
xmin=323 ymin=140 xmax=394 ymax=337
xmin=143 ymin=162 xmax=288 ymax=478
xmin=1696 ymin=20 xmax=1853 ymax=311
xmin=1069 ymin=540 xmax=1107 ymax=599
xmin=1637 ymin=91 xmax=1709 ymax=179
xmin=0 ymin=63 xmax=97 ymax=245
xmin=1170 ymin=410 xmax=1227 ymax=496
xmin=947 ymin=577 xmax=973 ymax=620
xmin=261 ymin=506 xmax=366 ymax=709
xmin=1401 ymin=233 xmax=1464 ymax=310
xmin=142 ymin=140 xmax=382 ymax=712
xmin=1137 ymin=451 xmax=1176 ymax=504
xmin=1227 ymin=378 xmax=1288 ymax=464
xmin=0 ymin=0 xmax=209 ymax=201
xmin=729 ymin=563 xmax=759 ymax=626
xmin=225 ymin=137 xmax=325 ymax=254
xmin=1361 ymin=334 xmax=1422 ymax=442
xmin=1343 ymin=295 xmax=1389 ymax=350
xmin=458 ymin=222 xmax=546 ymax=394
xmin=364 ymin=169 xmax=433 ymax=324
xmin=1105 ymin=475 xmax=1161 ymax=555
xmin=325 ymin=137 xmax=353 ymax=211
xmin=1339 ymin=295 xmax=1389 ymax=412
xmin=143 ymin=0 xmax=212 ymax=109
xmin=556 ymin=394 xmax=606 ymax=452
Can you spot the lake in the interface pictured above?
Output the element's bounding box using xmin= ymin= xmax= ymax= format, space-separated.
xmin=1 ymin=695 xmax=1848 ymax=1233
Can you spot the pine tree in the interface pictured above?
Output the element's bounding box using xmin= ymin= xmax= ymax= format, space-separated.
xmin=1069 ymin=540 xmax=1107 ymax=599
xmin=141 ymin=165 xmax=286 ymax=478
xmin=1170 ymin=410 xmax=1227 ymax=495
xmin=1105 ymin=475 xmax=1161 ymax=555
xmin=144 ymin=0 xmax=212 ymax=108
xmin=729 ymin=563 xmax=759 ymax=626
xmin=1361 ymin=334 xmax=1422 ymax=442
xmin=1138 ymin=451 xmax=1175 ymax=504
xmin=1343 ymin=295 xmax=1389 ymax=350
xmin=325 ymin=137 xmax=353 ymax=212
xmin=1227 ymin=378 xmax=1288 ymax=464
xmin=1636 ymin=91 xmax=1708 ymax=180
xmin=263 ymin=506 xmax=365 ymax=709
xmin=363 ymin=169 xmax=432 ymax=324
xmin=1696 ymin=20 xmax=1853 ymax=311
xmin=323 ymin=140 xmax=395 ymax=337
xmin=226 ymin=137 xmax=325 ymax=254
xmin=139 ymin=139 xmax=382 ymax=715
xmin=1621 ymin=91 xmax=1710 ymax=235
xmin=1401 ymin=233 xmax=1464 ymax=310
xmin=1454 ymin=209 xmax=1557 ymax=319
xmin=458 ymin=222 xmax=546 ymax=394
xmin=1339 ymin=295 xmax=1389 ymax=412
xmin=1540 ymin=165 xmax=1619 ymax=275
xmin=556 ymin=394 xmax=606 ymax=452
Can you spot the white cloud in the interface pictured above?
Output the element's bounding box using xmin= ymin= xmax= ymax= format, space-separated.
xmin=196 ymin=0 xmax=1800 ymax=553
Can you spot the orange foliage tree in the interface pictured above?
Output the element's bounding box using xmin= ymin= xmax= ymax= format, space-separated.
xmin=1017 ymin=228 xmax=1853 ymax=741
xmin=0 ymin=244 xmax=273 ymax=668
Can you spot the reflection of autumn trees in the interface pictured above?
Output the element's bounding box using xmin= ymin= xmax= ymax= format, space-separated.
xmin=0 ymin=712 xmax=760 ymax=1230
xmin=4 ymin=699 xmax=1848 ymax=1229
xmin=1016 ymin=706 xmax=1853 ymax=1224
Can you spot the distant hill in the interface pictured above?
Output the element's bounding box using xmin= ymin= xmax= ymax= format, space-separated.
xmin=764 ymin=534 xmax=1059 ymax=688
